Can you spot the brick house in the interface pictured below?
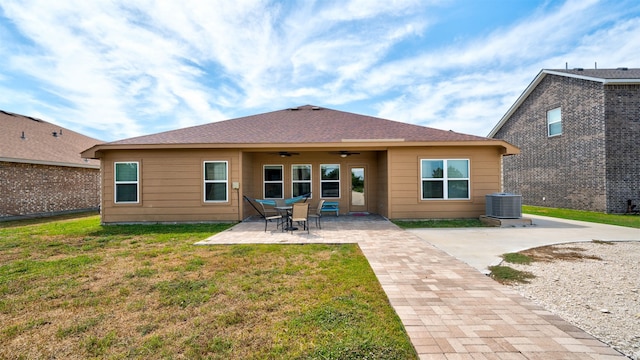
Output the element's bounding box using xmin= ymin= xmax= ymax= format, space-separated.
xmin=0 ymin=110 xmax=103 ymax=220
xmin=489 ymin=68 xmax=640 ymax=213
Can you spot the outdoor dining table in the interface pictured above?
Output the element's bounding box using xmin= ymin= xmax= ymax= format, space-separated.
xmin=275 ymin=205 xmax=297 ymax=231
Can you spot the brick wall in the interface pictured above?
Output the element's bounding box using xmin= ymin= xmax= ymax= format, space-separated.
xmin=0 ymin=161 xmax=100 ymax=218
xmin=605 ymin=84 xmax=640 ymax=213
xmin=494 ymin=75 xmax=608 ymax=212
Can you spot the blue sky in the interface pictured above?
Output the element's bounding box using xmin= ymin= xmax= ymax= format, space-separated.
xmin=1 ymin=0 xmax=639 ymax=142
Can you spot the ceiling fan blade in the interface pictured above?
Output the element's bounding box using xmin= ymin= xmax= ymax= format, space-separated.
xmin=271 ymin=151 xmax=300 ymax=157
xmin=329 ymin=150 xmax=361 ymax=157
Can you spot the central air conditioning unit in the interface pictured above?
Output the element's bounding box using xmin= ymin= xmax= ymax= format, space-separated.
xmin=485 ymin=193 xmax=522 ymax=219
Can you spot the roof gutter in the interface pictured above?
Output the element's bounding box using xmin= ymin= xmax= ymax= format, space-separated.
xmin=0 ymin=157 xmax=100 ymax=169
xmin=543 ymin=70 xmax=640 ymax=84
xmin=488 ymin=69 xmax=546 ymax=138
xmin=83 ymin=139 xmax=519 ymax=158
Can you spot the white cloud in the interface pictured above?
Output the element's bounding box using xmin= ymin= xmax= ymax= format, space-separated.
xmin=372 ymin=0 xmax=640 ymax=136
xmin=0 ymin=0 xmax=639 ymax=141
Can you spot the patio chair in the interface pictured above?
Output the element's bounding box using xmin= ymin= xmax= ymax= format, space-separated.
xmin=308 ymin=199 xmax=325 ymax=229
xmin=289 ymin=202 xmax=310 ymax=234
xmin=244 ymin=196 xmax=282 ymax=231
xmin=258 ymin=201 xmax=284 ymax=232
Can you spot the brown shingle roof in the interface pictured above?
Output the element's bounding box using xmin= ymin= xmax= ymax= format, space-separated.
xmin=107 ymin=105 xmax=492 ymax=146
xmin=0 ymin=110 xmax=102 ymax=168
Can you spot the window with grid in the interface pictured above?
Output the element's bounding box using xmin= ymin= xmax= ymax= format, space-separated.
xmin=204 ymin=161 xmax=228 ymax=202
xmin=421 ymin=159 xmax=470 ymax=200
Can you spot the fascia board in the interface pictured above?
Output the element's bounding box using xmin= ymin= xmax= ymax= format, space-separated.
xmin=0 ymin=157 xmax=100 ymax=169
xmin=487 ymin=70 xmax=547 ymax=138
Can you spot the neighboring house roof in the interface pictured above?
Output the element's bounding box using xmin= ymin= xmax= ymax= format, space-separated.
xmin=488 ymin=68 xmax=640 ymax=137
xmin=84 ymin=105 xmax=518 ymax=157
xmin=1 ymin=110 xmax=102 ymax=168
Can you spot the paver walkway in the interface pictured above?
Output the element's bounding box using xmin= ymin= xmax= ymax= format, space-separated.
xmin=196 ymin=216 xmax=625 ymax=359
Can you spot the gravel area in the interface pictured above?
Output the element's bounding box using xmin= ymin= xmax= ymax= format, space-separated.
xmin=506 ymin=241 xmax=640 ymax=360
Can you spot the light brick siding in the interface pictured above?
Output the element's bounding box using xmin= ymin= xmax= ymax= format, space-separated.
xmin=494 ymin=75 xmax=609 ymax=212
xmin=605 ymin=84 xmax=640 ymax=213
xmin=0 ymin=161 xmax=100 ymax=218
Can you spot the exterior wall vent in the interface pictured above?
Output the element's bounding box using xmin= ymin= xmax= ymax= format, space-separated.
xmin=485 ymin=193 xmax=522 ymax=219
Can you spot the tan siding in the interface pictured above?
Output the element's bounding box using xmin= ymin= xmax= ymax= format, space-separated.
xmin=143 ymin=189 xmax=201 ymax=202
xmin=241 ymin=152 xmax=257 ymax=219
xmin=377 ymin=151 xmax=389 ymax=217
xmin=98 ymin=145 xmax=504 ymax=222
xmin=101 ymin=149 xmax=384 ymax=222
xmin=101 ymin=149 xmax=240 ymax=223
xmin=388 ymin=146 xmax=503 ymax=219
xmin=142 ymin=179 xmax=202 ymax=188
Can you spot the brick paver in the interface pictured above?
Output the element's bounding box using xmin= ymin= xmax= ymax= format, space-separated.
xmin=196 ymin=217 xmax=625 ymax=359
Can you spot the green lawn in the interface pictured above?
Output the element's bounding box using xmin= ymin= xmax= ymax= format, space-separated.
xmin=523 ymin=205 xmax=640 ymax=229
xmin=0 ymin=214 xmax=417 ymax=359
xmin=393 ymin=206 xmax=640 ymax=229
xmin=392 ymin=218 xmax=487 ymax=229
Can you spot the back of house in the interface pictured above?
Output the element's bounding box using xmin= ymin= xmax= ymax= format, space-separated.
xmin=83 ymin=105 xmax=519 ymax=224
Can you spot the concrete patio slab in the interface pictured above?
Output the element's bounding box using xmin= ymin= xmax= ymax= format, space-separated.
xmin=196 ymin=216 xmax=627 ymax=359
xmin=408 ymin=214 xmax=639 ymax=272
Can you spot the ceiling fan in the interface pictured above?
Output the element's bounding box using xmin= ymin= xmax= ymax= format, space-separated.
xmin=330 ymin=151 xmax=361 ymax=158
xmin=269 ymin=151 xmax=300 ymax=157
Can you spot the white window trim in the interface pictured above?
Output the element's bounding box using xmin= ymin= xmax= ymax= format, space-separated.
xmin=204 ymin=161 xmax=228 ymax=203
xmin=114 ymin=161 xmax=139 ymax=204
xmin=420 ymin=159 xmax=470 ymax=200
xmin=291 ymin=164 xmax=312 ymax=198
xmin=320 ymin=164 xmax=341 ymax=199
xmin=263 ymin=164 xmax=284 ymax=199
xmin=547 ymin=107 xmax=562 ymax=137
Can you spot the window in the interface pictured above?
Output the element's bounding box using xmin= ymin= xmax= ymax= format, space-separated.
xmin=264 ymin=165 xmax=283 ymax=199
xmin=547 ymin=107 xmax=562 ymax=137
xmin=204 ymin=161 xmax=228 ymax=202
xmin=114 ymin=162 xmax=139 ymax=203
xmin=421 ymin=159 xmax=469 ymax=200
xmin=292 ymin=164 xmax=311 ymax=197
xmin=320 ymin=164 xmax=340 ymax=198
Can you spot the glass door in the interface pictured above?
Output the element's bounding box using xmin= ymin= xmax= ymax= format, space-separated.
xmin=350 ymin=166 xmax=366 ymax=212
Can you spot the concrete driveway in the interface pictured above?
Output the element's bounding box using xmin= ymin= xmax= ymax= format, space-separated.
xmin=408 ymin=214 xmax=640 ymax=273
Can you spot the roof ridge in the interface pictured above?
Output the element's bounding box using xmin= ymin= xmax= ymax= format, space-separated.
xmin=101 ymin=105 xmax=491 ymax=146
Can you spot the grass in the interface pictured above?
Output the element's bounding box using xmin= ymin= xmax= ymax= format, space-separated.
xmin=523 ymin=205 xmax=640 ymax=228
xmin=487 ymin=265 xmax=535 ymax=284
xmin=0 ymin=215 xmax=417 ymax=359
xmin=489 ymin=252 xmax=536 ymax=284
xmin=501 ymin=252 xmax=532 ymax=265
xmin=393 ymin=205 xmax=640 ymax=230
xmin=491 ymin=240 xmax=608 ymax=284
xmin=393 ymin=218 xmax=487 ymax=229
